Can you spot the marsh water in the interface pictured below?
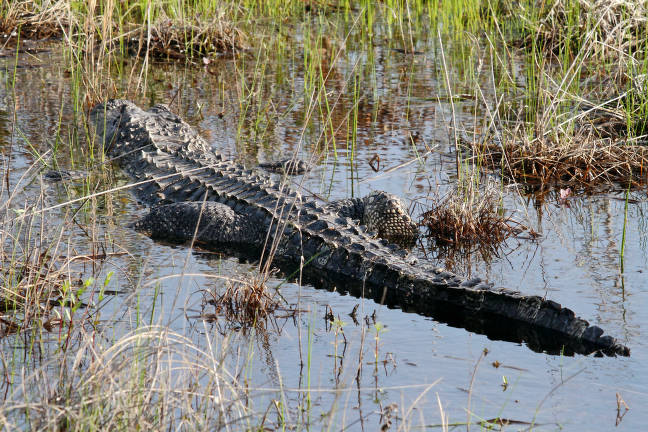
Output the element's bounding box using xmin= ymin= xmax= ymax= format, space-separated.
xmin=1 ymin=28 xmax=647 ymax=431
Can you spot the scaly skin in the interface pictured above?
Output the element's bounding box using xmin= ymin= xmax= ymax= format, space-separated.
xmin=91 ymin=99 xmax=630 ymax=357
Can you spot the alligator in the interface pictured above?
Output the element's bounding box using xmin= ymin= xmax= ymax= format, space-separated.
xmin=90 ymin=99 xmax=630 ymax=357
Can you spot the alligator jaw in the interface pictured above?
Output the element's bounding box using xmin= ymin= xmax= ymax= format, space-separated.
xmin=92 ymin=99 xmax=630 ymax=357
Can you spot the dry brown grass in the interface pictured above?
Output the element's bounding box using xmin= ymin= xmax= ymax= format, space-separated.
xmin=123 ymin=16 xmax=247 ymax=61
xmin=203 ymin=272 xmax=287 ymax=329
xmin=420 ymin=177 xmax=530 ymax=250
xmin=0 ymin=326 xmax=250 ymax=430
xmin=0 ymin=248 xmax=67 ymax=336
xmin=463 ymin=124 xmax=648 ymax=188
xmin=0 ymin=162 xmax=118 ymax=340
xmin=523 ymin=0 xmax=648 ymax=60
xmin=0 ymin=0 xmax=74 ymax=40
xmin=0 ymin=211 xmax=117 ymax=340
xmin=0 ymin=204 xmax=72 ymax=338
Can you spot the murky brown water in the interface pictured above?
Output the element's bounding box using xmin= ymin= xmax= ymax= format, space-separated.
xmin=1 ymin=27 xmax=646 ymax=431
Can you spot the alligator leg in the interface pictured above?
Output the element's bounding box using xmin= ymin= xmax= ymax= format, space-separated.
xmin=328 ymin=192 xmax=418 ymax=245
xmin=131 ymin=202 xmax=264 ymax=248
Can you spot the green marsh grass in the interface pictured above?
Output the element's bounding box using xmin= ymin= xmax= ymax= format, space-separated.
xmin=448 ymin=0 xmax=648 ymax=189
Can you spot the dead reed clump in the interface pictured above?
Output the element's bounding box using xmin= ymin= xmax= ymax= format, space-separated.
xmin=0 ymin=0 xmax=74 ymax=41
xmin=124 ymin=16 xmax=248 ymax=61
xmin=421 ymin=177 xmax=526 ymax=250
xmin=465 ymin=127 xmax=648 ymax=187
xmin=203 ymin=273 xmax=283 ymax=329
xmin=522 ymin=0 xmax=648 ymax=60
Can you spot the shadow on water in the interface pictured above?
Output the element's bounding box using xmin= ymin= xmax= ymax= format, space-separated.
xmin=185 ymin=241 xmax=623 ymax=358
